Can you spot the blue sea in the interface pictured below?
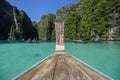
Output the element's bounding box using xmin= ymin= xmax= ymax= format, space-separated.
xmin=0 ymin=41 xmax=120 ymax=80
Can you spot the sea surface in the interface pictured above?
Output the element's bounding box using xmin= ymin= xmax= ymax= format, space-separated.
xmin=0 ymin=41 xmax=120 ymax=80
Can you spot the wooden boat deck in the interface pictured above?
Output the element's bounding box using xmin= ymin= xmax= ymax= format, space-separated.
xmin=15 ymin=52 xmax=110 ymax=80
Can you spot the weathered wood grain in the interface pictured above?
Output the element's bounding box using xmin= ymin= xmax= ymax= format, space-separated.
xmin=16 ymin=52 xmax=110 ymax=80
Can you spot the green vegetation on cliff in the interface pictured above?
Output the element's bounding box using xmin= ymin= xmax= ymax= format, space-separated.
xmin=35 ymin=0 xmax=119 ymax=40
xmin=0 ymin=0 xmax=38 ymax=40
xmin=55 ymin=0 xmax=120 ymax=40
xmin=0 ymin=0 xmax=119 ymax=40
xmin=36 ymin=14 xmax=56 ymax=40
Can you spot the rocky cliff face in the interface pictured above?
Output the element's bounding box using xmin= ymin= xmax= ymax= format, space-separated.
xmin=55 ymin=0 xmax=120 ymax=40
xmin=0 ymin=0 xmax=14 ymax=39
xmin=36 ymin=14 xmax=56 ymax=40
xmin=0 ymin=0 xmax=38 ymax=40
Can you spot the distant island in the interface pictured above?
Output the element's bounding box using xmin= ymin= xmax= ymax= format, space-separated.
xmin=0 ymin=0 xmax=120 ymax=41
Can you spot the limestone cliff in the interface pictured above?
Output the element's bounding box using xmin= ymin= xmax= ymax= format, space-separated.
xmin=0 ymin=0 xmax=38 ymax=40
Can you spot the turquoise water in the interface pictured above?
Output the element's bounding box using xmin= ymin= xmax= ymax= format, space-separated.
xmin=0 ymin=41 xmax=120 ymax=80
xmin=66 ymin=41 xmax=120 ymax=80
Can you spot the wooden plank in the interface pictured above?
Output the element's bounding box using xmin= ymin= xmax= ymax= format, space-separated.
xmin=16 ymin=52 xmax=110 ymax=80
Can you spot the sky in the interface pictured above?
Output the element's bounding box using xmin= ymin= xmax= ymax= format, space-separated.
xmin=8 ymin=0 xmax=79 ymax=22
